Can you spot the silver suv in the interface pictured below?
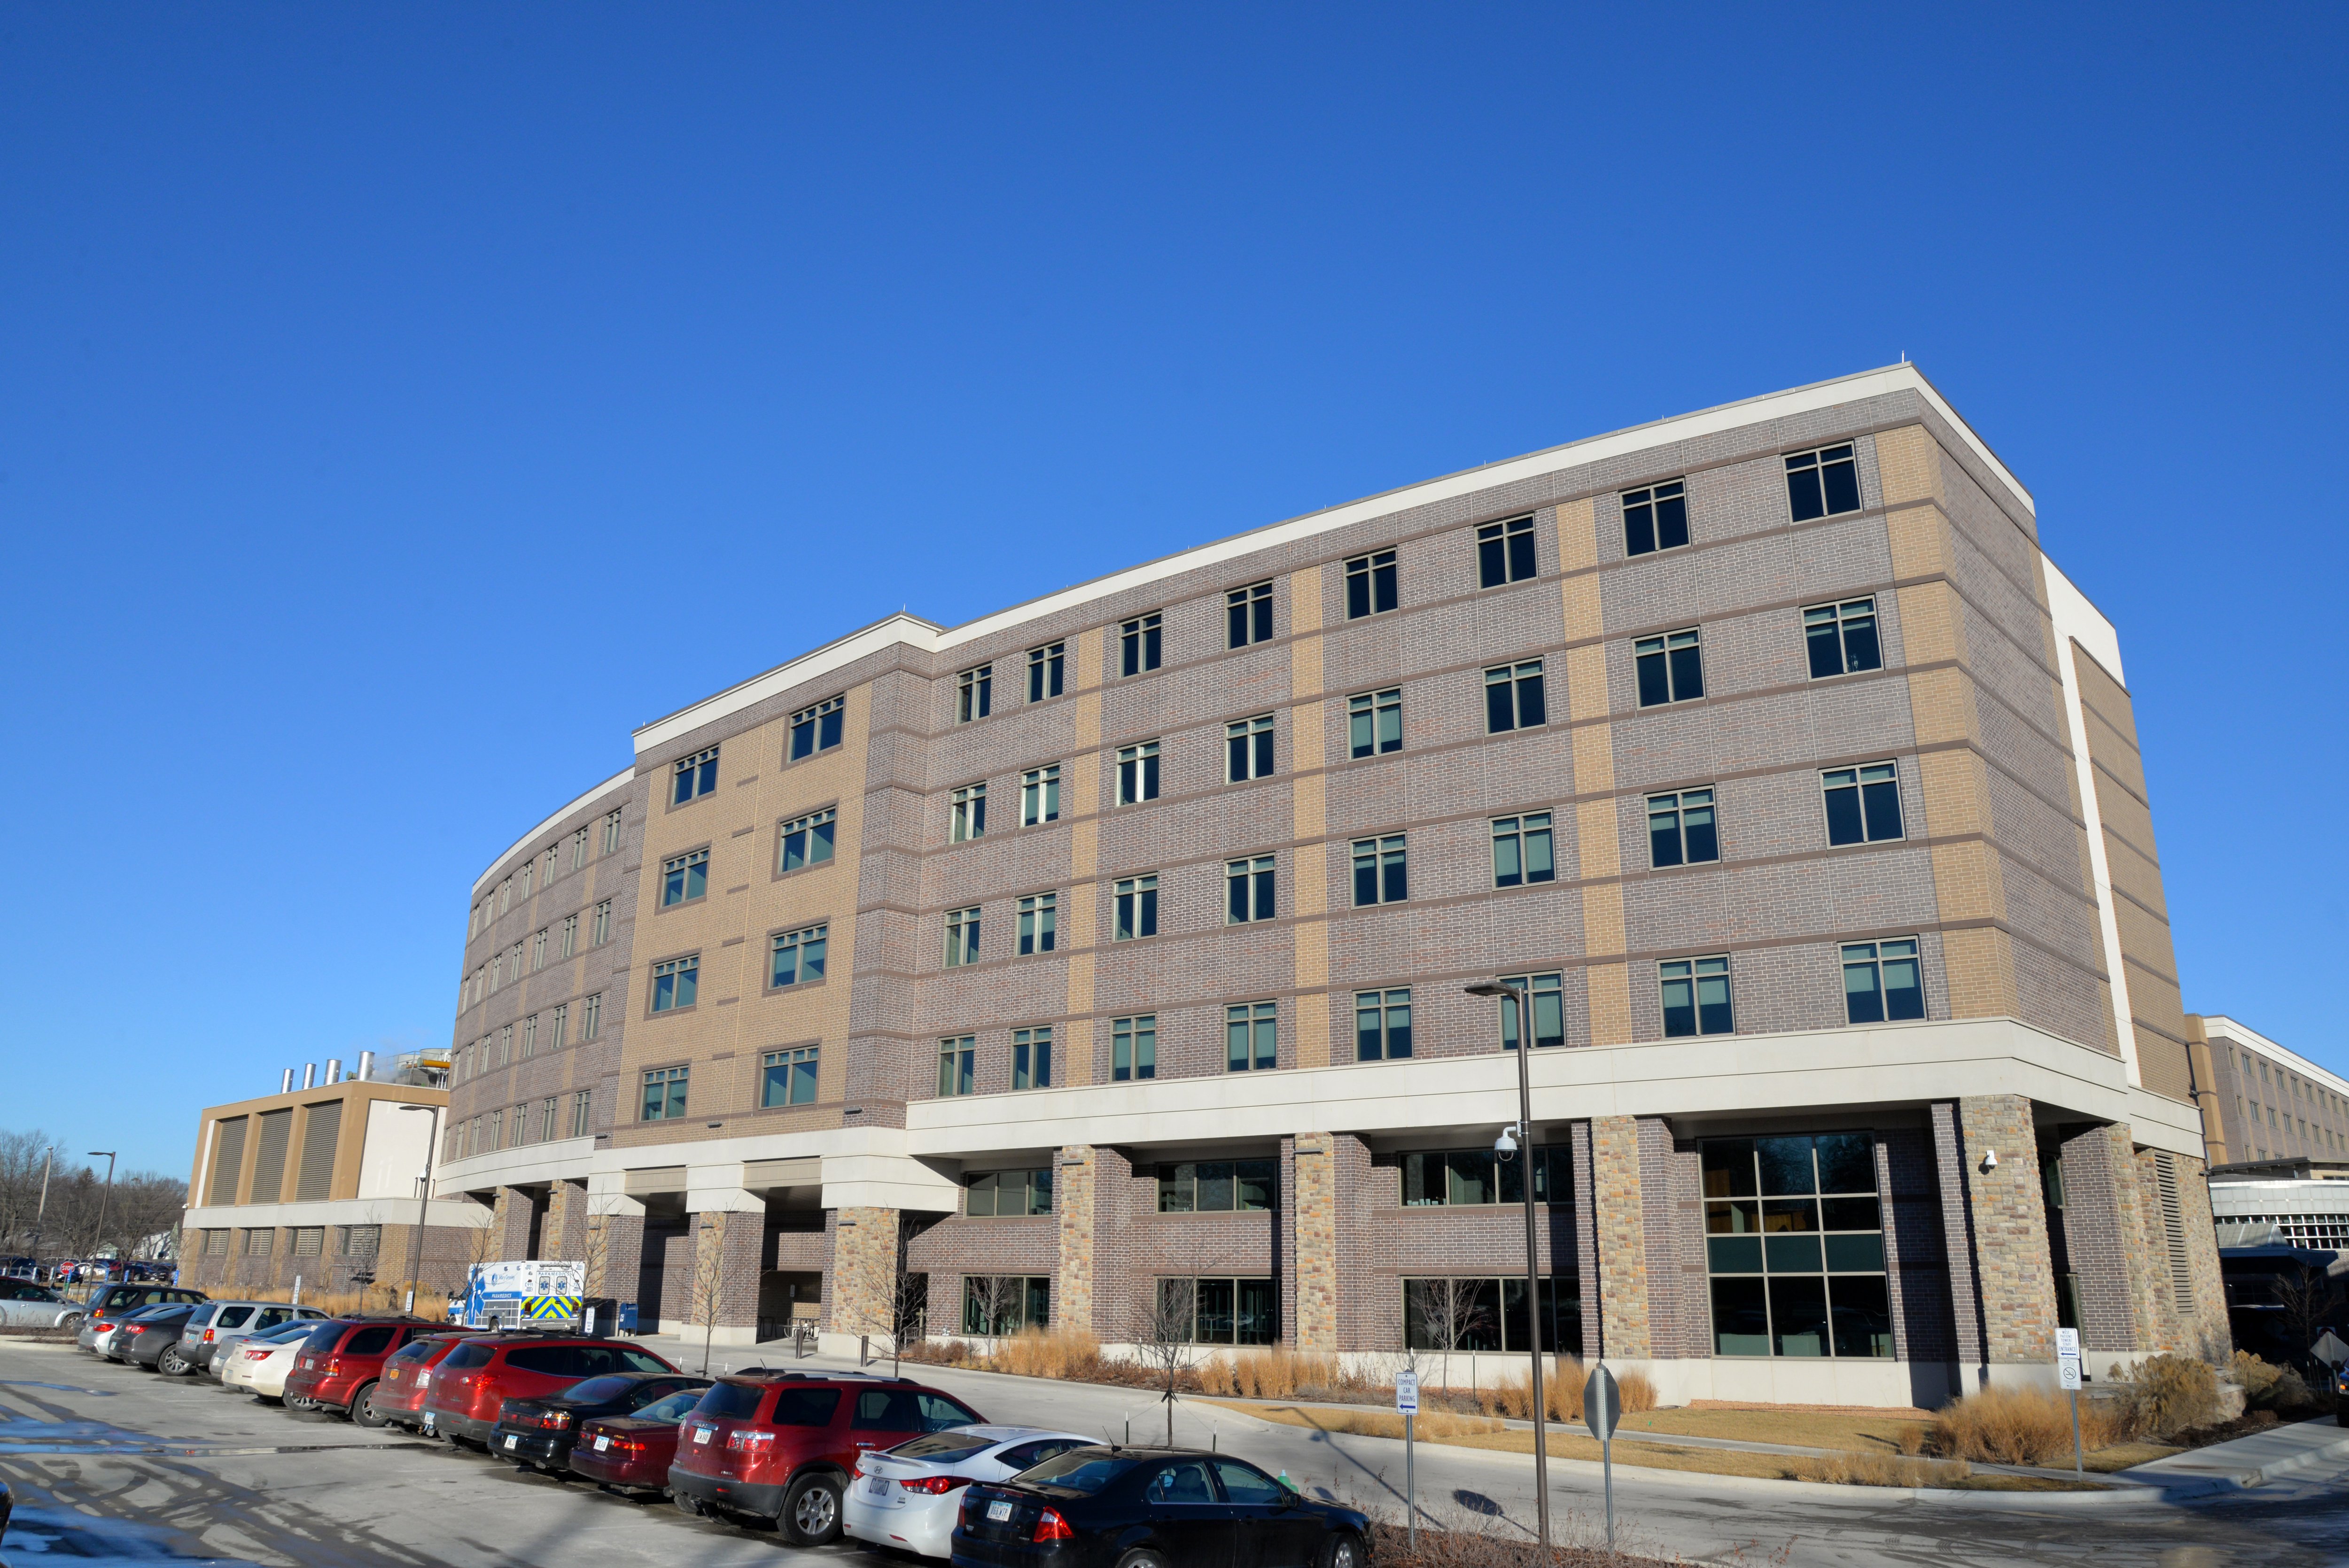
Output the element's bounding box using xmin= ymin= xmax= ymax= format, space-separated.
xmin=176 ymin=1301 xmax=329 ymax=1377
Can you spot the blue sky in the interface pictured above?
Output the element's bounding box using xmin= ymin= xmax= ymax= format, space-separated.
xmin=4 ymin=5 xmax=2343 ymax=1177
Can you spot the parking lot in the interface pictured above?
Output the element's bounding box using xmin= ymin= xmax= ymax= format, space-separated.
xmin=4 ymin=1336 xmax=2347 ymax=1568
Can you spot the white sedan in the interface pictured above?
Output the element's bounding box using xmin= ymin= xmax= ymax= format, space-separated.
xmin=844 ymin=1425 xmax=1095 ymax=1559
xmin=220 ymin=1321 xmax=321 ymax=1400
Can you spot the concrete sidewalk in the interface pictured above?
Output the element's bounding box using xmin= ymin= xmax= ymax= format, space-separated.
xmin=2124 ymin=1416 xmax=2349 ymax=1495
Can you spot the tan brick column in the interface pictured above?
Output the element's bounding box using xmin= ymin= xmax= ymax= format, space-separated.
xmin=830 ymin=1206 xmax=903 ymax=1337
xmin=1590 ymin=1115 xmax=1650 ymax=1358
xmin=1065 ymin=631 xmax=1103 ymax=1066
xmin=1956 ymin=1095 xmax=2058 ymax=1366
xmin=1289 ymin=566 xmax=1332 ymax=1064
xmin=2097 ymin=1125 xmax=2170 ymax=1351
xmin=1293 ymin=1133 xmax=1339 ymax=1351
xmin=1055 ymin=1146 xmax=1097 ymax=1333
xmin=1557 ymin=498 xmax=1629 ymax=1043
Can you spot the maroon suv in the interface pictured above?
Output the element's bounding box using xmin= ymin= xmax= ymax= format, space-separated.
xmin=669 ymin=1372 xmax=984 ymax=1545
xmin=421 ymin=1334 xmax=678 ymax=1447
xmin=280 ymin=1319 xmax=440 ymax=1425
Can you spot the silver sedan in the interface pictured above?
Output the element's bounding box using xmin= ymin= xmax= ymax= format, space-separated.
xmin=0 ymin=1281 xmax=85 ymax=1329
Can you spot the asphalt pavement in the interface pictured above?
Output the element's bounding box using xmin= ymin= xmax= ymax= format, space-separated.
xmin=3 ymin=1337 xmax=2344 ymax=1568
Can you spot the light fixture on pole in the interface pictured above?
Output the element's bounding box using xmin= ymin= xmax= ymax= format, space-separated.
xmin=397 ymin=1104 xmax=443 ymax=1315
xmin=1461 ymin=980 xmax=1551 ymax=1556
xmin=86 ymin=1152 xmax=118 ymax=1273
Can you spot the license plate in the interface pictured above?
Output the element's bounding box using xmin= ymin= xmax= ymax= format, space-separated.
xmin=866 ymin=1477 xmax=889 ymax=1497
xmin=987 ymin=1501 xmax=1013 ymax=1522
xmin=505 ymin=1436 xmax=519 ymax=1450
xmin=303 ymin=1358 xmax=315 ymax=1369
xmin=693 ymin=1426 xmax=712 ymax=1444
xmin=422 ymin=1415 xmax=436 ymax=1432
xmin=594 ymin=1435 xmax=610 ymax=1452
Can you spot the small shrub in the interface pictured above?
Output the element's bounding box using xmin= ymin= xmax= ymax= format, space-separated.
xmin=2115 ymin=1353 xmax=2222 ymax=1440
xmin=1792 ymin=1449 xmax=1971 ymax=1487
xmin=2229 ymin=1350 xmax=2282 ymax=1403
xmin=1493 ymin=1361 xmax=1584 ymax=1423
xmin=1616 ymin=1369 xmax=1658 ymax=1414
xmin=991 ymin=1325 xmax=1107 ymax=1382
xmin=1928 ymin=1385 xmax=2121 ymax=1464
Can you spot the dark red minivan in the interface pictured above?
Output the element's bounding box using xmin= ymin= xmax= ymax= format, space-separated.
xmin=281 ymin=1319 xmax=440 ymax=1425
xmin=421 ymin=1334 xmax=678 ymax=1446
xmin=669 ymin=1372 xmax=983 ymax=1546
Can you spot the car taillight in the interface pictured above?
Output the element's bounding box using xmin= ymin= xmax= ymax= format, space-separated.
xmin=726 ymin=1428 xmax=776 ymax=1451
xmin=899 ymin=1475 xmax=973 ymax=1495
xmin=326 ymin=1358 xmax=342 ymax=1375
xmin=1033 ymin=1508 xmax=1073 ymax=1542
xmin=202 ymin=1329 xmax=215 ymax=1343
xmin=542 ymin=1412 xmax=571 ymax=1430
xmin=416 ymin=1371 xmax=430 ymax=1386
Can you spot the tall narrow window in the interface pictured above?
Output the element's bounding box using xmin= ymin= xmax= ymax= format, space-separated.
xmin=571 ymin=827 xmax=589 ymax=870
xmin=1785 ymin=444 xmax=1861 ymax=521
xmin=1226 ymin=855 xmax=1276 ymax=924
xmin=790 ymin=695 xmax=845 ymax=759
xmin=1484 ymin=660 xmax=1547 ymax=733
xmin=945 ymin=907 xmax=981 ymax=968
xmin=762 ymin=1047 xmax=819 ymax=1107
xmin=1491 ymin=813 xmax=1555 ymax=887
xmin=1112 ymin=1015 xmax=1157 ymax=1081
xmin=949 ymin=784 xmax=987 ymax=843
xmin=1018 ymin=893 xmax=1058 ymax=955
xmin=1356 ymin=989 xmax=1413 ymax=1061
xmin=672 ymin=747 xmax=720 ymax=805
xmin=537 ymin=1098 xmax=557 ymax=1142
xmin=580 ymin=992 xmax=602 ymax=1040
xmin=570 ymin=1091 xmax=591 ymax=1138
xmin=1351 ymin=835 xmax=1408 ymax=906
xmin=560 ymin=914 xmax=577 ymax=959
xmin=937 ymin=1036 xmax=976 ymax=1097
xmin=532 ymin=929 xmax=548 ymax=970
xmin=1348 ymin=688 xmax=1402 ymax=757
xmin=779 ymin=807 xmax=837 ymax=870
xmin=661 ymin=849 xmax=709 ymax=907
xmin=601 ymin=807 xmax=623 ymax=854
xmin=550 ymin=1003 xmax=568 ymax=1049
xmin=1027 ymin=641 xmax=1066 ymax=702
xmin=1021 ymin=765 xmax=1061 ymax=825
xmin=1478 ymin=516 xmax=1538 ymax=586
xmin=522 ymin=1013 xmax=539 ymax=1057
xmin=771 ymin=924 xmax=828 ymax=988
xmin=591 ymin=900 xmax=612 ymax=947
xmin=1226 ymin=1002 xmax=1278 ymax=1071
xmin=651 ymin=956 xmax=699 ymax=1012
xmin=1497 ymin=973 xmax=1566 ymax=1050
xmin=1227 ymin=581 xmax=1274 ymax=648
xmin=1635 ymin=630 xmax=1705 ymax=706
xmin=1805 ymin=598 xmax=1882 ymax=679
xmin=1822 ymin=763 xmax=1904 ymax=845
xmin=1120 ymin=613 xmax=1163 ymax=676
xmin=957 ymin=664 xmax=993 ymax=723
xmin=520 ymin=861 xmax=533 ymax=899
xmin=1117 ymin=741 xmax=1161 ymax=805
xmin=1842 ymin=939 xmax=1925 ymax=1024
xmin=1345 ymin=550 xmax=1399 ymax=618
xmin=1113 ymin=875 xmax=1159 ymax=941
xmin=1226 ymin=714 xmax=1275 ymax=782
xmin=1661 ymin=956 xmax=1733 ymax=1037
xmin=1647 ymin=790 xmax=1719 ymax=868
xmin=640 ymin=1067 xmax=688 ymax=1121
xmin=1622 ymin=481 xmax=1689 ymax=556
xmin=1013 ymin=1027 xmax=1052 ymax=1090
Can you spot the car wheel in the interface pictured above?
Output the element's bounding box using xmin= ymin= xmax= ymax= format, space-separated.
xmin=59 ymin=1314 xmax=82 ymax=1331
xmin=1319 ymin=1530 xmax=1364 ymax=1568
xmin=159 ymin=1349 xmax=192 ymax=1377
xmin=1116 ymin=1551 xmax=1170 ymax=1568
xmin=782 ymin=1473 xmax=843 ymax=1546
xmin=675 ymin=1492 xmax=708 ymax=1519
xmin=350 ymin=1383 xmax=388 ymax=1428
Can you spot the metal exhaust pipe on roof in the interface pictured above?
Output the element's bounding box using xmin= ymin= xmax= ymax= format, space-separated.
xmin=302 ymin=1063 xmax=317 ymax=1090
xmin=357 ymin=1050 xmax=376 ymax=1082
xmin=325 ymin=1058 xmax=343 ymax=1085
xmin=280 ymin=1068 xmax=295 ymax=1094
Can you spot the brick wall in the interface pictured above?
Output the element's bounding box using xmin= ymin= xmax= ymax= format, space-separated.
xmin=1956 ymin=1095 xmax=2057 ymax=1364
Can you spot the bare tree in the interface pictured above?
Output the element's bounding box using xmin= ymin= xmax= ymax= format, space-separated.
xmin=1136 ymin=1276 xmax=1199 ymax=1444
xmin=1409 ymin=1276 xmax=1492 ymax=1392
xmin=2272 ymin=1263 xmax=2346 ymax=1376
xmin=963 ymin=1273 xmax=1027 ymax=1342
xmin=843 ymin=1220 xmax=930 ymax=1377
xmin=689 ymin=1218 xmax=729 ymax=1374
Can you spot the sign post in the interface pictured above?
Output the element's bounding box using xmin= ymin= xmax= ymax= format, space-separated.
xmin=2055 ymin=1327 xmax=2084 ymax=1475
xmin=1395 ymin=1370 xmax=1419 ymax=1555
xmin=1584 ymin=1362 xmax=1620 ymax=1554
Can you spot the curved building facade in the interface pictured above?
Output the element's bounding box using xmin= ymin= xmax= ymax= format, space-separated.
xmin=437 ymin=365 xmax=2224 ymax=1404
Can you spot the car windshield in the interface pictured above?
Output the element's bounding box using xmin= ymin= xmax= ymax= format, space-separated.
xmin=562 ymin=1376 xmax=638 ymax=1405
xmin=635 ymin=1389 xmax=704 ymax=1423
xmin=385 ymin=1341 xmax=434 ymax=1365
xmin=301 ymin=1322 xmax=350 ymax=1352
xmin=892 ymin=1431 xmax=997 ymax=1462
xmin=256 ymin=1322 xmax=315 ymax=1344
xmin=1017 ymin=1450 xmax=1138 ymax=1494
xmin=696 ymin=1382 xmax=767 ymax=1420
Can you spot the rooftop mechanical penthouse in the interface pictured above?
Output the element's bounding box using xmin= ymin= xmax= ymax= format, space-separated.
xmin=439 ymin=365 xmax=2222 ymax=1407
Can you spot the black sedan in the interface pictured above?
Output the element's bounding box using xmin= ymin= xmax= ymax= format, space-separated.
xmin=952 ymin=1446 xmax=1368 ymax=1568
xmin=114 ymin=1304 xmax=201 ymax=1370
xmin=489 ymin=1370 xmax=711 ymax=1472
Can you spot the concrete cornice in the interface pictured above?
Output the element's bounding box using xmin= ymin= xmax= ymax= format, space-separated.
xmin=2195 ymin=1015 xmax=2349 ymax=1099
xmin=181 ymin=1198 xmax=489 ymax=1230
xmin=470 ymin=766 xmax=639 ymax=900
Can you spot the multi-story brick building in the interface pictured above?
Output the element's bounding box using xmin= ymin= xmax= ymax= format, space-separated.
xmin=2186 ymin=1014 xmax=2349 ymax=1170
xmin=436 ymin=365 xmax=2225 ymax=1405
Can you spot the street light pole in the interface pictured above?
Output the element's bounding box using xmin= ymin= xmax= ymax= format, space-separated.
xmin=398 ymin=1105 xmax=442 ymax=1315
xmin=31 ymin=1146 xmax=56 ymax=1272
xmin=86 ymin=1152 xmax=118 ymax=1272
xmin=1462 ymin=981 xmax=1550 ymax=1557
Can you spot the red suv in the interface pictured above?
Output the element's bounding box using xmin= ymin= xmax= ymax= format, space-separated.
xmin=669 ymin=1372 xmax=984 ymax=1546
xmin=421 ymin=1334 xmax=678 ymax=1447
xmin=280 ymin=1319 xmax=440 ymax=1425
xmin=373 ymin=1333 xmax=473 ymax=1430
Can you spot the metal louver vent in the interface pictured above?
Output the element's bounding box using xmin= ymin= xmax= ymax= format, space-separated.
xmin=250 ymin=1110 xmax=293 ymax=1203
xmin=2155 ymin=1152 xmax=2193 ymax=1313
xmin=296 ymin=1101 xmax=342 ymax=1201
xmin=208 ymin=1118 xmax=248 ymax=1205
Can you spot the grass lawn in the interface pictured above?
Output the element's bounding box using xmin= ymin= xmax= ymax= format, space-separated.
xmin=1613 ymin=1407 xmax=1929 ymax=1453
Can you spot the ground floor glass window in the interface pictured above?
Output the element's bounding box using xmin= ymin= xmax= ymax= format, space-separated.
xmin=1161 ymin=1277 xmax=1277 ymax=1344
xmin=1403 ymin=1275 xmax=1579 ymax=1354
xmin=1702 ymin=1133 xmax=1890 ymax=1358
xmin=963 ymin=1275 xmax=1051 ymax=1335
